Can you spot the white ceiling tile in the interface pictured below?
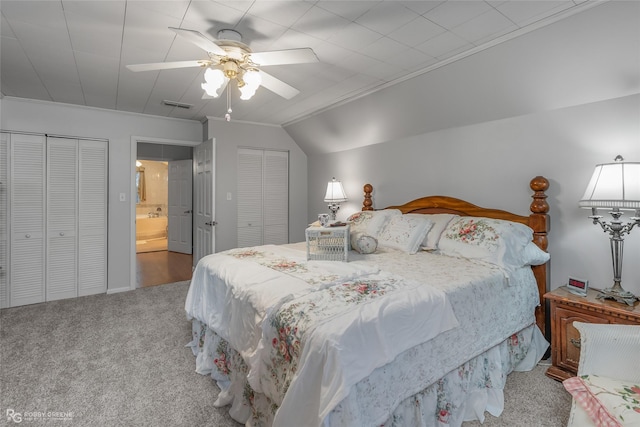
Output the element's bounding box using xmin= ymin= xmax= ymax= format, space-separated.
xmin=0 ymin=36 xmax=50 ymax=99
xmin=425 ymin=1 xmax=494 ymax=29
xmin=181 ymin=1 xmax=247 ymax=31
xmin=327 ymin=22 xmax=383 ymax=51
xmin=495 ymin=1 xmax=576 ymax=27
xmin=359 ymin=36 xmax=411 ymax=62
xmin=314 ymin=1 xmax=380 ymax=22
xmin=414 ymin=31 xmax=474 ymax=59
xmin=291 ymin=5 xmax=351 ymax=41
xmin=244 ymin=1 xmax=314 ymax=28
xmin=235 ymin=15 xmax=289 ymax=50
xmin=452 ymin=9 xmax=517 ymax=44
xmin=45 ymin=79 xmax=85 ymax=105
xmin=1 ymin=1 xmax=65 ymax=30
xmin=355 ymin=2 xmax=420 ymax=35
xmin=399 ymin=1 xmax=446 ymax=15
xmin=387 ymin=15 xmax=446 ymax=47
xmin=65 ymin=11 xmax=124 ymax=59
xmin=127 ymin=0 xmax=190 ymax=20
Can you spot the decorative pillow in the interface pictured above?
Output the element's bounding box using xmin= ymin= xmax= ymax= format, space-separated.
xmin=377 ymin=215 xmax=433 ymax=255
xmin=346 ymin=209 xmax=401 ymax=239
xmin=518 ymin=242 xmax=550 ymax=266
xmin=407 ymin=213 xmax=458 ymax=251
xmin=351 ymin=233 xmax=378 ymax=254
xmin=438 ymin=216 xmax=533 ymax=270
xmin=563 ymin=374 xmax=640 ymax=427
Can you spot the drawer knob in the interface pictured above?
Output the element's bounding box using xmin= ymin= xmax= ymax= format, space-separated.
xmin=570 ymin=338 xmax=581 ymax=348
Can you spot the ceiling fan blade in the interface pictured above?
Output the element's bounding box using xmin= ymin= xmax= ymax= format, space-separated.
xmin=127 ymin=60 xmax=209 ymax=72
xmin=258 ymin=70 xmax=299 ymax=100
xmin=169 ymin=27 xmax=227 ymax=56
xmin=250 ymin=48 xmax=318 ymax=66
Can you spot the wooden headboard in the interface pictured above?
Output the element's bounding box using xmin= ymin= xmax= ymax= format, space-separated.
xmin=361 ymin=176 xmax=550 ymax=337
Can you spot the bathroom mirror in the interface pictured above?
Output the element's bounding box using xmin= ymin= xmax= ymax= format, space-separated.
xmin=136 ymin=166 xmax=146 ymax=203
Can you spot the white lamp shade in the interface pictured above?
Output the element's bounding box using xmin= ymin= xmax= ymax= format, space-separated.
xmin=579 ymin=161 xmax=640 ymax=209
xmin=324 ymin=179 xmax=347 ymax=203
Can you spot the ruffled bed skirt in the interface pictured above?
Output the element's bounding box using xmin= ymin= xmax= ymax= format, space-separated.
xmin=187 ymin=320 xmax=548 ymax=427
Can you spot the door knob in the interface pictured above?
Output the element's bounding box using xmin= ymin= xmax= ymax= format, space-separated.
xmin=184 ymin=210 xmax=192 ymax=214
xmin=205 ymin=221 xmax=218 ymax=226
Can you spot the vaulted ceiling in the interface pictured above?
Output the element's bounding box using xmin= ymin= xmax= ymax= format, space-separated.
xmin=1 ymin=0 xmax=599 ymax=126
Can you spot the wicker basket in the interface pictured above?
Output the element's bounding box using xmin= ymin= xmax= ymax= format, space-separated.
xmin=306 ymin=225 xmax=350 ymax=262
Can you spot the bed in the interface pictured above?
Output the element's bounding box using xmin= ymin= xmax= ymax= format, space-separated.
xmin=185 ymin=176 xmax=551 ymax=427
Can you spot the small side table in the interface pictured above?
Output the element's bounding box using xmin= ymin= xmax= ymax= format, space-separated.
xmin=544 ymin=286 xmax=640 ymax=381
xmin=306 ymin=225 xmax=350 ymax=262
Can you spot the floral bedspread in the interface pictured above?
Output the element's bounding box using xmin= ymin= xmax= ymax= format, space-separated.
xmin=186 ymin=243 xmax=546 ymax=427
xmin=249 ymin=273 xmax=458 ymax=427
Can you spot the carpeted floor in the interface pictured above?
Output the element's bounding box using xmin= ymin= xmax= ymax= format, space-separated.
xmin=0 ymin=281 xmax=570 ymax=426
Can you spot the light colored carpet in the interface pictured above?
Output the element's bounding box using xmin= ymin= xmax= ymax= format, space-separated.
xmin=0 ymin=281 xmax=570 ymax=426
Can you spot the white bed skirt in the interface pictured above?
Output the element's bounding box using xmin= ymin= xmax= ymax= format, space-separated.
xmin=188 ymin=320 xmax=548 ymax=427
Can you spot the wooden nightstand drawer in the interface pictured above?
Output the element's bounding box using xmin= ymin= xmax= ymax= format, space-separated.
xmin=544 ymin=286 xmax=640 ymax=382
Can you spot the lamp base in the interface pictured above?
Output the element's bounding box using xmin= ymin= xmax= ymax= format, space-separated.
xmin=596 ymin=287 xmax=638 ymax=307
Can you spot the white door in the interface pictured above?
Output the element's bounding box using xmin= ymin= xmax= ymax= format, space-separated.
xmin=10 ymin=133 xmax=46 ymax=307
xmin=78 ymin=139 xmax=107 ymax=296
xmin=168 ymin=159 xmax=193 ymax=254
xmin=193 ymin=139 xmax=215 ymax=266
xmin=46 ymin=137 xmax=78 ymax=301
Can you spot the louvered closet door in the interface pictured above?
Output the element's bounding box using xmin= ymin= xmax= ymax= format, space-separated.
xmin=263 ymin=150 xmax=288 ymax=245
xmin=0 ymin=133 xmax=9 ymax=308
xmin=10 ymin=133 xmax=46 ymax=306
xmin=78 ymin=140 xmax=107 ymax=296
xmin=237 ymin=148 xmax=264 ymax=248
xmin=46 ymin=137 xmax=79 ymax=301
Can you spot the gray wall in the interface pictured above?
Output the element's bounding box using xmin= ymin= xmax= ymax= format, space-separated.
xmin=308 ymin=94 xmax=640 ymax=297
xmin=205 ymin=118 xmax=308 ymax=251
xmin=0 ymin=97 xmax=202 ymax=292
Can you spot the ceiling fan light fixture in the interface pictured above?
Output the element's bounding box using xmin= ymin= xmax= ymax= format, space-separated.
xmin=202 ymin=68 xmax=226 ymax=97
xmin=238 ymin=69 xmax=262 ymax=100
xmin=223 ymin=60 xmax=239 ymax=79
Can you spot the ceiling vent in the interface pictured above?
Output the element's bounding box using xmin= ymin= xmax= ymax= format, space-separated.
xmin=162 ymin=100 xmax=193 ymax=109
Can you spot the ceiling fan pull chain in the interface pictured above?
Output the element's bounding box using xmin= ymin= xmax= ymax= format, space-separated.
xmin=225 ymin=86 xmax=232 ymax=122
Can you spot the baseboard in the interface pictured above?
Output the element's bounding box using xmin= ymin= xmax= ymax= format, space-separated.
xmin=106 ymin=286 xmax=133 ymax=295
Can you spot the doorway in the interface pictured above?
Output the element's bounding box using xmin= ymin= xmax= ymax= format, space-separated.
xmin=134 ymin=143 xmax=193 ymax=287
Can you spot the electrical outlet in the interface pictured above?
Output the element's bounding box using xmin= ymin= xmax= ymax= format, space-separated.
xmin=119 ymin=193 xmax=126 ymax=202
xmin=227 ymin=192 xmax=232 ymax=201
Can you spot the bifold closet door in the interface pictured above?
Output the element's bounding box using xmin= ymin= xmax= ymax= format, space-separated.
xmin=46 ymin=137 xmax=78 ymax=301
xmin=78 ymin=139 xmax=107 ymax=296
xmin=10 ymin=133 xmax=46 ymax=306
xmin=237 ymin=148 xmax=288 ymax=248
xmin=0 ymin=133 xmax=9 ymax=308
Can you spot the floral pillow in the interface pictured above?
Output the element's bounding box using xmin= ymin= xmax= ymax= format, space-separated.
xmin=564 ymin=374 xmax=640 ymax=427
xmin=438 ymin=216 xmax=533 ymax=270
xmin=347 ymin=209 xmax=401 ymax=239
xmin=377 ymin=215 xmax=433 ymax=255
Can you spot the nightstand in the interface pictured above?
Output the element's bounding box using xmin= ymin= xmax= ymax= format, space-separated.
xmin=305 ymin=225 xmax=350 ymax=262
xmin=544 ymin=286 xmax=640 ymax=382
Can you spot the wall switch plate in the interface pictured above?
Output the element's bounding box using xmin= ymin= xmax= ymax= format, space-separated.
xmin=119 ymin=193 xmax=126 ymax=202
xmin=227 ymin=192 xmax=232 ymax=200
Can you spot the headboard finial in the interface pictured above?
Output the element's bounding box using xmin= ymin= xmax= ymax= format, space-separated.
xmin=363 ymin=184 xmax=373 ymax=211
xmin=530 ymin=176 xmax=550 ymax=214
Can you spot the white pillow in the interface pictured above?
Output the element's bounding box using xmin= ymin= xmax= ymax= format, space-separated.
xmin=346 ymin=209 xmax=401 ymax=239
xmin=377 ymin=215 xmax=433 ymax=254
xmin=438 ymin=216 xmax=533 ymax=270
xmin=407 ymin=213 xmax=458 ymax=250
xmin=518 ymin=242 xmax=550 ymax=266
xmin=351 ymin=233 xmax=378 ymax=254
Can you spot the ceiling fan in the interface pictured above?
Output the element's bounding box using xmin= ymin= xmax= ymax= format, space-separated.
xmin=127 ymin=27 xmax=319 ymax=101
